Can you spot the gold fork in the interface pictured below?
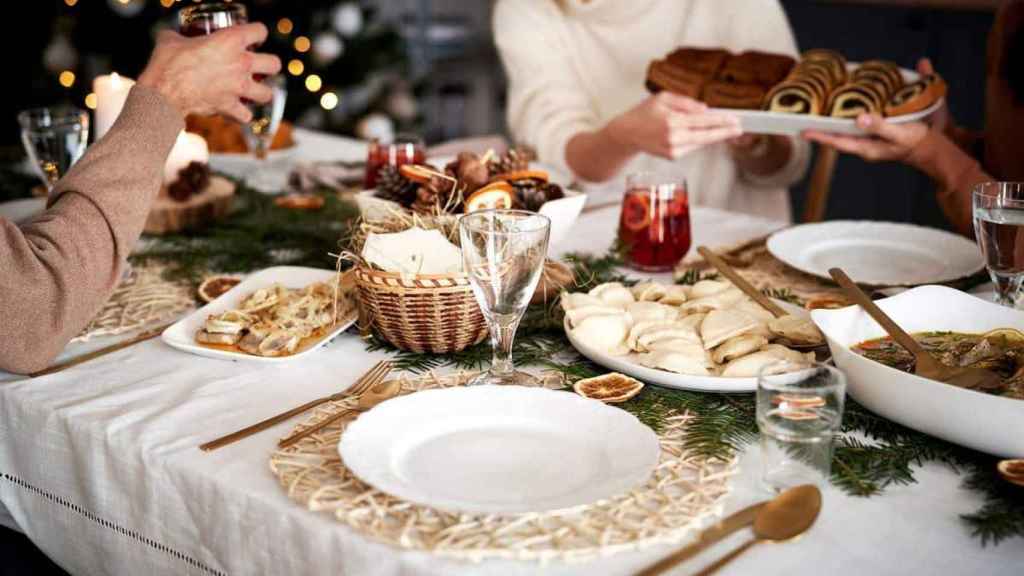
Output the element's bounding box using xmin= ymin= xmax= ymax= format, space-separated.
xmin=199 ymin=360 xmax=393 ymax=452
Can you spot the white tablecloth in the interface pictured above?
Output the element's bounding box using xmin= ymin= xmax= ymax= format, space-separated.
xmin=1 ymin=132 xmax=1020 ymax=576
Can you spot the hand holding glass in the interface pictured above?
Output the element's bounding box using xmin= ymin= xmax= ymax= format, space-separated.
xmin=460 ymin=210 xmax=550 ymax=386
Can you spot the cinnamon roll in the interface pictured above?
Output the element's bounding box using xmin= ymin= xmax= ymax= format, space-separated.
xmin=885 ymin=73 xmax=947 ymax=116
xmin=765 ymin=80 xmax=822 ymax=115
xmin=702 ymin=80 xmax=766 ymax=109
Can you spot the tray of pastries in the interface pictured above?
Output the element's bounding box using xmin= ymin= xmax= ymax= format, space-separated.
xmin=646 ymin=48 xmax=946 ymax=136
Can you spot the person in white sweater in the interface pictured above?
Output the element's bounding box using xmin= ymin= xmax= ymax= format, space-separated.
xmin=494 ymin=0 xmax=811 ymax=222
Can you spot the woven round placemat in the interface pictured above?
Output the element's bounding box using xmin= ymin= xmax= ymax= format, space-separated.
xmin=74 ymin=263 xmax=195 ymax=342
xmin=269 ymin=372 xmax=736 ymax=562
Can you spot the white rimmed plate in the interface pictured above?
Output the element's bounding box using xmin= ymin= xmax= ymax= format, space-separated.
xmin=812 ymin=285 xmax=1024 ymax=457
xmin=161 ymin=266 xmax=355 ymax=363
xmin=564 ymin=300 xmax=810 ymax=393
xmin=767 ymin=221 xmax=983 ymax=286
xmin=340 ymin=385 xmax=660 ymax=515
xmin=711 ymin=65 xmax=943 ymax=136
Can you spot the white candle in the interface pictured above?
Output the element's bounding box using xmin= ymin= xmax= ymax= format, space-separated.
xmin=164 ymin=131 xmax=210 ymax=184
xmin=92 ymin=73 xmax=135 ymax=142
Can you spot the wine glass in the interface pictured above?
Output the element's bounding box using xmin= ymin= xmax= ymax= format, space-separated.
xmin=18 ymin=107 xmax=89 ymax=193
xmin=973 ymin=182 xmax=1024 ymax=307
xmin=178 ymin=2 xmax=247 ymax=36
xmin=459 ymin=209 xmax=551 ymax=386
xmin=243 ymin=75 xmax=287 ymax=160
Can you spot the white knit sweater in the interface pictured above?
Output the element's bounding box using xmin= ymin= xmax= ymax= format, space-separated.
xmin=494 ymin=0 xmax=811 ymax=222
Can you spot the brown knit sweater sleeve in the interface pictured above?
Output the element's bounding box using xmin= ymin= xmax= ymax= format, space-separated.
xmin=0 ymin=85 xmax=183 ymax=374
xmin=908 ymin=129 xmax=991 ymax=238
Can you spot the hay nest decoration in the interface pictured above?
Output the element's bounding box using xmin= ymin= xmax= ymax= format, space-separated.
xmin=269 ymin=372 xmax=736 ymax=562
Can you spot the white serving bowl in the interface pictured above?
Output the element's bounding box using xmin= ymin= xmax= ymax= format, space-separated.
xmin=355 ymin=189 xmax=587 ymax=250
xmin=811 ymin=285 xmax=1024 ymax=457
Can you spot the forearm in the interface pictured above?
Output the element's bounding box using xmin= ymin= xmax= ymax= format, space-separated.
xmin=907 ymin=130 xmax=990 ymax=237
xmin=0 ymin=86 xmax=183 ymax=374
xmin=565 ymin=122 xmax=638 ymax=183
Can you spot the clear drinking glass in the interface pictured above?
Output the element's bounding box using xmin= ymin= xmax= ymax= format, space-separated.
xmin=18 ymin=107 xmax=89 ymax=192
xmin=179 ymin=2 xmax=247 ymax=36
xmin=243 ymin=75 xmax=288 ymax=161
xmin=459 ymin=209 xmax=551 ymax=386
xmin=973 ymin=182 xmax=1024 ymax=307
xmin=364 ymin=133 xmax=427 ymax=189
xmin=618 ymin=171 xmax=692 ymax=272
xmin=757 ymin=362 xmax=846 ymax=493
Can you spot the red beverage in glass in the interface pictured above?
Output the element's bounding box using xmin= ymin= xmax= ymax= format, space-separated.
xmin=364 ymin=134 xmax=427 ymax=189
xmin=618 ymin=173 xmax=691 ymax=271
xmin=179 ymin=3 xmax=248 ymax=37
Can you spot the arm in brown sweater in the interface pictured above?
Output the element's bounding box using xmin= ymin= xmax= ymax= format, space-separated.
xmin=0 ymin=85 xmax=183 ymax=374
xmin=907 ymin=129 xmax=991 ymax=238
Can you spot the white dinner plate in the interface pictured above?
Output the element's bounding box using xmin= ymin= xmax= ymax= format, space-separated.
xmin=340 ymin=385 xmax=660 ymax=515
xmin=812 ymin=285 xmax=1024 ymax=457
xmin=767 ymin=221 xmax=984 ymax=287
xmin=564 ymin=300 xmax=809 ymax=393
xmin=161 ymin=266 xmax=356 ymax=363
xmin=711 ymin=65 xmax=942 ymax=137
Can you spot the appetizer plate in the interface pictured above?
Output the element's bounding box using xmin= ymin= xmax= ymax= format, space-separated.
xmin=767 ymin=221 xmax=984 ymax=286
xmin=340 ymin=385 xmax=660 ymax=515
xmin=812 ymin=285 xmax=1024 ymax=457
xmin=564 ymin=300 xmax=808 ymax=393
xmin=355 ymin=189 xmax=587 ymax=250
xmin=161 ymin=266 xmax=356 ymax=363
xmin=712 ymin=65 xmax=942 ymax=136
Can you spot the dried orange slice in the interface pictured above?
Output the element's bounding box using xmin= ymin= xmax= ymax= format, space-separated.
xmin=620 ymin=193 xmax=651 ymax=232
xmin=997 ymin=459 xmax=1024 ymax=487
xmin=198 ymin=275 xmax=242 ymax=303
xmin=274 ymin=193 xmax=325 ymax=211
xmin=399 ymin=164 xmax=444 ymax=184
xmin=573 ymin=373 xmax=644 ymax=404
xmin=464 ymin=181 xmax=514 ymax=213
xmin=490 ymin=169 xmax=548 ymax=184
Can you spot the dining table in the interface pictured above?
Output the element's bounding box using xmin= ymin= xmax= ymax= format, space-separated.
xmin=0 ymin=128 xmax=1020 ymax=576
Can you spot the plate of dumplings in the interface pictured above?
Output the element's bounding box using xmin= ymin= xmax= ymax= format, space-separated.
xmin=562 ymin=280 xmax=821 ymax=393
xmin=646 ymin=47 xmax=946 ymax=136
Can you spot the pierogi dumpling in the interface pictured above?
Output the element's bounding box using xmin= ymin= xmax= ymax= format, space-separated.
xmin=711 ymin=334 xmax=768 ymax=364
xmin=565 ymin=305 xmax=630 ymax=328
xmin=700 ymin=309 xmax=761 ymax=349
xmin=680 ymin=287 xmax=747 ymax=314
xmin=658 ymin=285 xmax=690 ymax=305
xmin=625 ymin=301 xmax=680 ymax=324
xmin=720 ymin=344 xmax=814 ymax=377
xmin=768 ymin=315 xmax=825 ymax=346
xmin=637 ymin=349 xmax=715 ymax=376
xmin=588 ymin=282 xmax=635 ymax=308
xmin=689 ymin=279 xmax=732 ymax=299
xmin=636 ymin=320 xmax=703 ymax=352
xmin=560 ymin=292 xmax=604 ymax=312
xmin=571 ymin=313 xmax=632 ymax=356
xmin=631 ymin=282 xmax=668 ymax=302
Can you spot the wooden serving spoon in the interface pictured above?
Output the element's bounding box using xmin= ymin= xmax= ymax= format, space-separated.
xmin=697 ymin=246 xmax=825 ymax=352
xmin=829 ymin=267 xmax=1004 ymax=392
xmin=693 ymin=484 xmax=822 ymax=576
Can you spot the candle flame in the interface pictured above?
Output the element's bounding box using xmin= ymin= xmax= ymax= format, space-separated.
xmin=111 ymin=72 xmax=121 ymax=87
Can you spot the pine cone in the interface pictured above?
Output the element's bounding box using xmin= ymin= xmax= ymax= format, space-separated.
xmin=167 ymin=161 xmax=210 ymax=203
xmin=512 ymin=180 xmax=564 ymax=211
xmin=375 ymin=165 xmax=418 ymax=207
xmin=489 ymin=146 xmax=536 ymax=177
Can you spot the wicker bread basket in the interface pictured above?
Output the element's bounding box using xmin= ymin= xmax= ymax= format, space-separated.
xmin=354 ymin=265 xmax=489 ymax=354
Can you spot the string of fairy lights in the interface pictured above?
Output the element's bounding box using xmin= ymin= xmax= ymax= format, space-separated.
xmin=59 ymin=0 xmax=340 ymax=113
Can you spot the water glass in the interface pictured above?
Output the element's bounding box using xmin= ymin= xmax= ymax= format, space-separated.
xmin=18 ymin=107 xmax=89 ymax=192
xmin=973 ymin=182 xmax=1024 ymax=308
xmin=617 ymin=171 xmax=692 ymax=271
xmin=459 ymin=209 xmax=550 ymax=386
xmin=243 ymin=75 xmax=288 ymax=160
xmin=757 ymin=362 xmax=846 ymax=493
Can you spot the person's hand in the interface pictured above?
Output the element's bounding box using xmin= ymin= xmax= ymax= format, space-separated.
xmin=916 ymin=58 xmax=951 ymax=133
xmin=607 ymin=92 xmax=742 ymax=160
xmin=138 ymin=24 xmax=282 ymax=123
xmin=803 ymin=114 xmax=929 ymax=163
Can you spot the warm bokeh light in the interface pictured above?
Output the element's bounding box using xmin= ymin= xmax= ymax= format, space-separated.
xmin=160 ymin=0 xmax=175 ymax=7
xmin=294 ymin=36 xmax=311 ymax=53
xmin=277 ymin=18 xmax=294 ymax=35
xmin=65 ymin=0 xmax=78 ymax=6
xmin=320 ymin=92 xmax=339 ymax=110
xmin=59 ymin=70 xmax=76 ymax=88
xmin=84 ymin=93 xmax=97 ymax=110
xmin=305 ymin=74 xmax=322 ymax=92
xmin=287 ymin=59 xmax=304 ymax=76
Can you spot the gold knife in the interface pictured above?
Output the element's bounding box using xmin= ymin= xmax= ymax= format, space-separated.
xmin=634 ymin=501 xmax=765 ymax=576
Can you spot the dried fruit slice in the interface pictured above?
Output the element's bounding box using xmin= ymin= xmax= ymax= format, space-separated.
xmin=198 ymin=275 xmax=242 ymax=303
xmin=621 ymin=194 xmax=651 ymax=232
xmin=490 ymin=169 xmax=549 ymax=184
xmin=573 ymin=372 xmax=645 ymax=404
xmin=399 ymin=163 xmax=444 ymax=184
xmin=464 ymin=181 xmax=514 ymax=213
xmin=997 ymin=459 xmax=1024 ymax=487
xmin=274 ymin=193 xmax=325 ymax=211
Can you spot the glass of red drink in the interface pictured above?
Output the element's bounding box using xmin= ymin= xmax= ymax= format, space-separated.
xmin=364 ymin=133 xmax=427 ymax=189
xmin=179 ymin=3 xmax=248 ymax=37
xmin=618 ymin=171 xmax=691 ymax=271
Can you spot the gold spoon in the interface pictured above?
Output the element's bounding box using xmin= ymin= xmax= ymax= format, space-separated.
xmin=829 ymin=268 xmax=1005 ymax=392
xmin=696 ymin=246 xmax=825 ymax=352
xmin=693 ymin=484 xmax=822 ymax=576
xmin=277 ymin=376 xmax=401 ymax=448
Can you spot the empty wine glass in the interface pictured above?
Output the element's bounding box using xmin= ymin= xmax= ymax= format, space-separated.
xmin=243 ymin=75 xmax=287 ymax=160
xmin=460 ymin=209 xmax=551 ymax=386
xmin=974 ymin=182 xmax=1024 ymax=307
xmin=18 ymin=107 xmax=89 ymax=193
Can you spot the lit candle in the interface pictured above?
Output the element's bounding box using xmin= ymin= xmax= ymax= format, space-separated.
xmin=92 ymin=73 xmax=135 ymax=141
xmin=164 ymin=131 xmax=210 ymax=184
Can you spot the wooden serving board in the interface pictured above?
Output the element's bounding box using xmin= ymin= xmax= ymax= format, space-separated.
xmin=144 ymin=175 xmax=235 ymax=235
